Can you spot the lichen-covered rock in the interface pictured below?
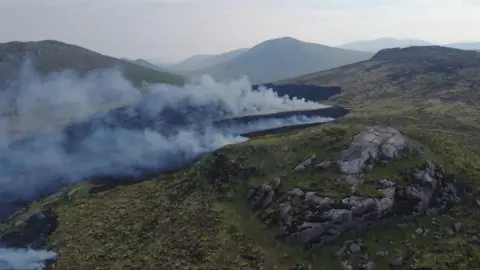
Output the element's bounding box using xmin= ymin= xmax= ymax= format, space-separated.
xmin=362 ymin=262 xmax=375 ymax=270
xmin=284 ymin=222 xmax=326 ymax=246
xmin=279 ymin=202 xmax=292 ymax=219
xmin=337 ymin=126 xmax=408 ymax=174
xmin=391 ymin=257 xmax=404 ymax=267
xmin=288 ymin=188 xmax=305 ymax=197
xmin=378 ymin=179 xmax=395 ymax=188
xmin=316 ymin=160 xmax=333 ymax=169
xmin=241 ymin=127 xmax=461 ymax=252
xmin=294 ymin=154 xmax=316 ymax=171
xmin=349 ymin=243 xmax=361 ymax=253
xmin=321 ymin=209 xmax=353 ymax=224
xmin=342 ymin=196 xmax=377 ymax=216
xmin=271 ymin=177 xmax=282 ymax=191
xmin=305 ymin=192 xmax=332 ymax=210
xmin=248 ymin=184 xmax=275 ymax=210
xmin=376 ymin=250 xmax=388 ymax=257
xmin=377 ymin=187 xmax=396 ymax=215
xmin=275 ymin=159 xmax=459 ymax=249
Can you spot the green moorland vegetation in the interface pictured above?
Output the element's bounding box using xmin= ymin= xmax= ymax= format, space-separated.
xmin=3 ymin=46 xmax=480 ymax=270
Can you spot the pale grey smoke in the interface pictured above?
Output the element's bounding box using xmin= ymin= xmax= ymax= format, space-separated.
xmin=0 ymin=248 xmax=56 ymax=270
xmin=148 ymin=74 xmax=328 ymax=116
xmin=218 ymin=115 xmax=333 ymax=134
xmin=0 ymin=62 xmax=333 ymax=211
xmin=0 ymin=63 xmax=334 ymax=269
xmin=1 ymin=60 xmax=142 ymax=139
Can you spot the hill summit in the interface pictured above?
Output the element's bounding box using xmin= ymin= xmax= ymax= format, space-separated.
xmin=0 ymin=40 xmax=183 ymax=86
xmin=174 ymin=36 xmax=373 ymax=84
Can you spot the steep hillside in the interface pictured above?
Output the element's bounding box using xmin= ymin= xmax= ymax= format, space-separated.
xmin=189 ymin=37 xmax=373 ymax=84
xmin=0 ymin=40 xmax=184 ymax=87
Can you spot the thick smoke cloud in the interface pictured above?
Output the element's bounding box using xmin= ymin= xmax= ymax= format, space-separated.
xmin=0 ymin=64 xmax=331 ymax=211
xmin=1 ymin=60 xmax=142 ymax=140
xmin=0 ymin=63 xmax=332 ymax=269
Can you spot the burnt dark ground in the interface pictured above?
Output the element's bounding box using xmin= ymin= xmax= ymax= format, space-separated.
xmin=253 ymin=83 xmax=342 ymax=102
xmin=215 ymin=107 xmax=349 ymax=127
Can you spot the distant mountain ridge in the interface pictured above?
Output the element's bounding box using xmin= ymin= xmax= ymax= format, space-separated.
xmin=280 ymin=45 xmax=480 ymax=106
xmin=173 ymin=37 xmax=373 ymax=84
xmin=122 ymin=58 xmax=169 ymax=72
xmin=340 ymin=37 xmax=433 ymax=52
xmin=168 ymin=48 xmax=248 ymax=72
xmin=340 ymin=37 xmax=480 ymax=52
xmin=445 ymin=42 xmax=480 ymax=51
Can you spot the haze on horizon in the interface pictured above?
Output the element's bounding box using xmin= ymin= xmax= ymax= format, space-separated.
xmin=1 ymin=0 xmax=479 ymax=62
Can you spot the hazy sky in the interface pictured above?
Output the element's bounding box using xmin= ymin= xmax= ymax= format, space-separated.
xmin=1 ymin=0 xmax=480 ymax=62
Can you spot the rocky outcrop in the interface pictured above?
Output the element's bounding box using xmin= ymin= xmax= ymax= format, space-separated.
xmin=276 ymin=159 xmax=459 ymax=248
xmin=247 ymin=178 xmax=282 ymax=210
xmin=240 ymin=127 xmax=461 ymax=250
xmin=337 ymin=126 xmax=410 ymax=175
xmin=395 ymin=161 xmax=460 ymax=215
xmin=294 ymin=155 xmax=316 ymax=171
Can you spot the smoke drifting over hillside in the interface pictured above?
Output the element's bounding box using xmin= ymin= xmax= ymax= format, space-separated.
xmin=0 ymin=63 xmax=331 ymax=218
xmin=0 ymin=63 xmax=335 ymax=269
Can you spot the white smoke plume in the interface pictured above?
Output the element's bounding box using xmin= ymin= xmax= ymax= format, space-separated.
xmin=0 ymin=248 xmax=56 ymax=270
xmin=0 ymin=62 xmax=336 ymax=269
xmin=0 ymin=62 xmax=333 ymax=219
xmin=218 ymin=115 xmax=333 ymax=135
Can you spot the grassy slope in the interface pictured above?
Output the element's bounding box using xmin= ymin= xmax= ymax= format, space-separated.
xmin=279 ymin=46 xmax=480 ymax=188
xmin=4 ymin=46 xmax=480 ymax=269
xmin=4 ymin=123 xmax=479 ymax=270
xmin=0 ymin=40 xmax=184 ymax=87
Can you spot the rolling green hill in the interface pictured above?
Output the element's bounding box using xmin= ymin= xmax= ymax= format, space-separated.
xmin=0 ymin=40 xmax=184 ymax=87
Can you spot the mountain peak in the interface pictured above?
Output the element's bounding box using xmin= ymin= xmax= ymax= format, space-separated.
xmin=273 ymin=36 xmax=301 ymax=42
xmin=254 ymin=36 xmax=303 ymax=48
